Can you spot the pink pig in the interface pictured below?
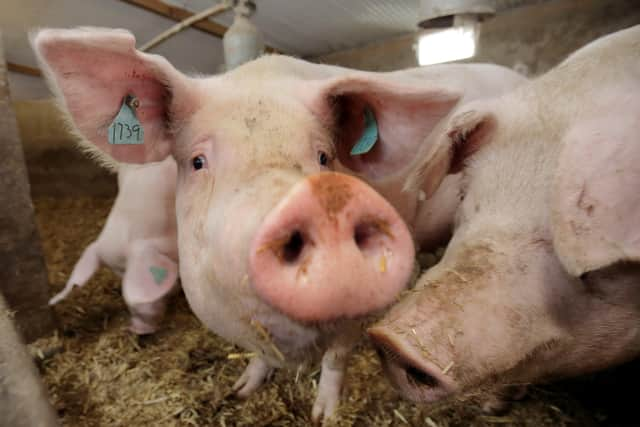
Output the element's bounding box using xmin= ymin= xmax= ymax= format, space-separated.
xmin=369 ymin=25 xmax=640 ymax=408
xmin=49 ymin=158 xmax=179 ymax=335
xmin=32 ymin=27 xmax=524 ymax=423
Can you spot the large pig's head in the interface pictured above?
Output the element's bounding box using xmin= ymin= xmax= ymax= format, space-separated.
xmin=31 ymin=28 xmax=467 ymax=363
xmin=369 ymin=59 xmax=640 ymax=404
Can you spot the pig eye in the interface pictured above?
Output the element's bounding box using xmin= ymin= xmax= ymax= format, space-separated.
xmin=317 ymin=150 xmax=329 ymax=167
xmin=192 ymin=155 xmax=207 ymax=171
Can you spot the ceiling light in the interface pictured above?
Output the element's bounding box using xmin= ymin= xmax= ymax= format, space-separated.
xmin=417 ymin=27 xmax=476 ymax=65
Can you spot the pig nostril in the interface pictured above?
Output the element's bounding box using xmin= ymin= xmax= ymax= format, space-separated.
xmin=405 ymin=365 xmax=439 ymax=388
xmin=354 ymin=222 xmax=378 ymax=250
xmin=282 ymin=231 xmax=305 ymax=263
xmin=370 ymin=336 xmax=442 ymax=390
xmin=354 ymin=218 xmax=392 ymax=251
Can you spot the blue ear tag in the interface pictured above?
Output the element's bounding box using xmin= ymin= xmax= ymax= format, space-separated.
xmin=350 ymin=107 xmax=378 ymax=155
xmin=108 ymin=94 xmax=144 ymax=145
xmin=149 ymin=266 xmax=168 ymax=285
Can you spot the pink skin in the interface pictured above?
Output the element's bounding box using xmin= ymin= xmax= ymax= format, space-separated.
xmin=250 ymin=172 xmax=414 ymax=322
xmin=369 ymin=25 xmax=640 ymax=405
xmin=49 ymin=158 xmax=179 ymax=335
xmin=32 ymin=27 xmax=524 ymax=423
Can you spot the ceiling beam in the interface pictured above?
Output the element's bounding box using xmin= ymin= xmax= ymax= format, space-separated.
xmin=6 ymin=0 xmax=279 ymax=80
xmin=120 ymin=0 xmax=229 ymax=38
xmin=7 ymin=62 xmax=42 ymax=77
xmin=120 ymin=0 xmax=279 ymax=53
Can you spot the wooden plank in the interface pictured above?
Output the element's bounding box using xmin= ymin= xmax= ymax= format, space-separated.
xmin=121 ymin=0 xmax=230 ymax=37
xmin=0 ymin=32 xmax=55 ymax=342
xmin=120 ymin=0 xmax=280 ymax=53
xmin=7 ymin=62 xmax=42 ymax=77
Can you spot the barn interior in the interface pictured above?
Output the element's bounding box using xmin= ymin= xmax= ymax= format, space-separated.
xmin=2 ymin=0 xmax=640 ymax=426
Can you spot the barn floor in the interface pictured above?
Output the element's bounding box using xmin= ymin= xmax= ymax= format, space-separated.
xmin=29 ymin=194 xmax=639 ymax=426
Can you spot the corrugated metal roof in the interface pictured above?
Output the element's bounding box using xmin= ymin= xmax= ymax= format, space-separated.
xmin=2 ymin=0 xmax=421 ymax=99
xmin=167 ymin=0 xmax=420 ymax=56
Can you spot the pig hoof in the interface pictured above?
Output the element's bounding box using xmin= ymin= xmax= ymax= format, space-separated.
xmin=233 ymin=356 xmax=272 ymax=398
xmin=128 ymin=318 xmax=158 ymax=335
xmin=311 ymin=391 xmax=339 ymax=425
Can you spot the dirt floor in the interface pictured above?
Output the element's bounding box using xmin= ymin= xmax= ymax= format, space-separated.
xmin=28 ymin=194 xmax=640 ymax=426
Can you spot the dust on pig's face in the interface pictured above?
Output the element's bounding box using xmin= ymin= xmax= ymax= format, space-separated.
xmin=169 ymin=81 xmax=337 ymax=362
xmin=373 ymin=231 xmax=573 ymax=400
xmin=376 ymin=222 xmax=640 ymax=402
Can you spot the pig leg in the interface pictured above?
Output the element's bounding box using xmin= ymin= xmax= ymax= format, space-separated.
xmin=49 ymin=241 xmax=101 ymax=305
xmin=311 ymin=334 xmax=357 ymax=424
xmin=122 ymin=241 xmax=179 ymax=335
xmin=233 ymin=355 xmax=273 ymax=397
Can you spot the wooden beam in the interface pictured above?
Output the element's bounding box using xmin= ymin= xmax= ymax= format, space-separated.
xmin=120 ymin=0 xmax=279 ymax=53
xmin=121 ymin=0 xmax=229 ymax=38
xmin=7 ymin=1 xmax=279 ymax=80
xmin=7 ymin=62 xmax=42 ymax=77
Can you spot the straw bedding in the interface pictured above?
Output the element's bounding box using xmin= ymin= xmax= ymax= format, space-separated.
xmin=29 ymin=195 xmax=621 ymax=426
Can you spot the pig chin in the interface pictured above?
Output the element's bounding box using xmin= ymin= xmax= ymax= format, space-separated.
xmin=178 ymin=168 xmax=415 ymax=366
xmin=181 ymin=259 xmax=325 ymax=366
xmin=366 ymin=240 xmax=573 ymax=404
xmin=371 ymin=328 xmax=457 ymax=403
xmin=368 ymin=315 xmax=538 ymax=404
xmin=177 ymin=222 xmax=348 ymax=367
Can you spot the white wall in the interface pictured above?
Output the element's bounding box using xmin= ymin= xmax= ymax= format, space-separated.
xmin=7 ymin=72 xmax=50 ymax=99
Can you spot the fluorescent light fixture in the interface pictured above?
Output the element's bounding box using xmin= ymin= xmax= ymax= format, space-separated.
xmin=417 ymin=26 xmax=477 ymax=66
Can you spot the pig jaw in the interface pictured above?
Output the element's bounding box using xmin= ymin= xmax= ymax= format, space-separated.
xmin=371 ymin=232 xmax=640 ymax=403
xmin=369 ymin=236 xmax=571 ymax=402
xmin=174 ymin=169 xmax=325 ymax=365
xmin=369 ymin=325 xmax=456 ymax=402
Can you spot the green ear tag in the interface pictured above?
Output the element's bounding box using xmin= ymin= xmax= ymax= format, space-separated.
xmin=108 ymin=94 xmax=144 ymax=145
xmin=350 ymin=107 xmax=378 ymax=155
xmin=149 ymin=266 xmax=168 ymax=285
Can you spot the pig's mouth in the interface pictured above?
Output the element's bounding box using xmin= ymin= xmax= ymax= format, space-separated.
xmin=368 ymin=326 xmax=456 ymax=402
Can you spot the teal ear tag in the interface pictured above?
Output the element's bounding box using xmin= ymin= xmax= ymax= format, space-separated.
xmin=350 ymin=107 xmax=378 ymax=155
xmin=108 ymin=94 xmax=144 ymax=145
xmin=149 ymin=266 xmax=168 ymax=285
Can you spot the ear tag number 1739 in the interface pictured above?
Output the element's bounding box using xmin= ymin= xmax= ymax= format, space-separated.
xmin=108 ymin=94 xmax=144 ymax=145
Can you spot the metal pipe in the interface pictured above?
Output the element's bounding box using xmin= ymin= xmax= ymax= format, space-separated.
xmin=223 ymin=0 xmax=264 ymax=70
xmin=140 ymin=1 xmax=233 ymax=52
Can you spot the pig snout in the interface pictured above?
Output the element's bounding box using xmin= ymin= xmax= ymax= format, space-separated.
xmin=367 ymin=326 xmax=456 ymax=402
xmin=249 ymin=172 xmax=415 ymax=322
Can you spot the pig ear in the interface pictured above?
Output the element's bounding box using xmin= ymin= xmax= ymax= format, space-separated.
xmin=30 ymin=28 xmax=195 ymax=165
xmin=551 ymin=117 xmax=640 ymax=277
xmin=307 ymin=74 xmax=461 ymax=181
xmin=404 ymin=107 xmax=497 ymax=197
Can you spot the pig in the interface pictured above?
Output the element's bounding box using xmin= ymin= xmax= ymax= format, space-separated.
xmin=368 ymin=25 xmax=640 ymax=409
xmin=49 ymin=158 xmax=179 ymax=335
xmin=31 ymin=27 xmax=525 ymax=423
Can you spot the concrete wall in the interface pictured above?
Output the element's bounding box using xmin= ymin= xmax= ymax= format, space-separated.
xmin=13 ymin=99 xmax=71 ymax=153
xmin=0 ymin=36 xmax=55 ymax=342
xmin=316 ymin=33 xmax=418 ymax=72
xmin=7 ymin=72 xmax=50 ymax=100
xmin=14 ymin=99 xmax=116 ymax=197
xmin=316 ymin=0 xmax=640 ymax=76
